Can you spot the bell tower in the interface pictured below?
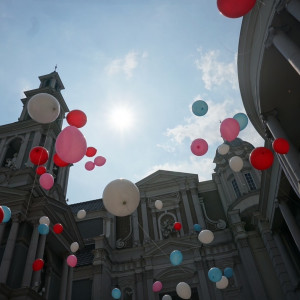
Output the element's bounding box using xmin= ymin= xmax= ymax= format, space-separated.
xmin=0 ymin=71 xmax=70 ymax=199
xmin=213 ymin=138 xmax=261 ymax=217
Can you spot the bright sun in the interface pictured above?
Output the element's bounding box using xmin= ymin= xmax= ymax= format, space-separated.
xmin=109 ymin=105 xmax=135 ymax=132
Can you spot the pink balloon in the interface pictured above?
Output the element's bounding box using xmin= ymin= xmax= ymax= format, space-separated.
xmin=191 ymin=139 xmax=208 ymax=156
xmin=55 ymin=126 xmax=87 ymax=163
xmin=152 ymin=281 xmax=163 ymax=293
xmin=39 ymin=173 xmax=54 ymax=190
xmin=67 ymin=255 xmax=77 ymax=268
xmin=220 ymin=118 xmax=240 ymax=142
xmin=85 ymin=161 xmax=95 ymax=171
xmin=94 ymin=156 xmax=106 ymax=166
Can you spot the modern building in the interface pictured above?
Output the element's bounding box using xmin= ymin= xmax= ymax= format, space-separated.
xmin=0 ymin=3 xmax=300 ymax=296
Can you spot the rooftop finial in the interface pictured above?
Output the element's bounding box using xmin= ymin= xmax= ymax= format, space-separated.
xmin=54 ymin=64 xmax=57 ymax=72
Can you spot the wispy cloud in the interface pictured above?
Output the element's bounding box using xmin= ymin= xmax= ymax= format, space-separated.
xmin=195 ymin=49 xmax=238 ymax=90
xmin=106 ymin=51 xmax=147 ymax=78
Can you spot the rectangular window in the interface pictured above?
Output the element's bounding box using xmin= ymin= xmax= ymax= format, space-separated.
xmin=232 ymin=179 xmax=241 ymax=198
xmin=244 ymin=172 xmax=256 ymax=190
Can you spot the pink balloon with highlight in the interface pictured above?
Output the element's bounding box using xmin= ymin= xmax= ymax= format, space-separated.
xmin=55 ymin=126 xmax=87 ymax=164
xmin=152 ymin=281 xmax=163 ymax=293
xmin=67 ymin=255 xmax=77 ymax=268
xmin=39 ymin=173 xmax=54 ymax=190
xmin=94 ymin=156 xmax=106 ymax=166
xmin=220 ymin=118 xmax=240 ymax=142
xmin=191 ymin=139 xmax=208 ymax=156
xmin=85 ymin=161 xmax=95 ymax=171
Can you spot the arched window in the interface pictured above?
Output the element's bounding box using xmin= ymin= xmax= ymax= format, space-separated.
xmin=2 ymin=138 xmax=22 ymax=168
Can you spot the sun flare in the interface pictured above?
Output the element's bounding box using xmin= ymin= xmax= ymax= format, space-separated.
xmin=109 ymin=105 xmax=135 ymax=132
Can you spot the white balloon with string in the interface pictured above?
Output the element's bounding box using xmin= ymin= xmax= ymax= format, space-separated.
xmin=102 ymin=179 xmax=140 ymax=217
xmin=39 ymin=216 xmax=50 ymax=226
xmin=229 ymin=156 xmax=243 ymax=172
xmin=27 ymin=93 xmax=60 ymax=124
xmin=70 ymin=242 xmax=79 ymax=253
xmin=216 ymin=276 xmax=229 ymax=289
xmin=155 ymin=200 xmax=163 ymax=210
xmin=162 ymin=295 xmax=172 ymax=300
xmin=198 ymin=229 xmax=214 ymax=244
xmin=77 ymin=209 xmax=86 ymax=219
xmin=217 ymin=143 xmax=230 ymax=155
xmin=176 ymin=282 xmax=191 ymax=299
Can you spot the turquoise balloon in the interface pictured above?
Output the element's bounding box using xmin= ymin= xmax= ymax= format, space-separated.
xmin=224 ymin=267 xmax=233 ymax=278
xmin=192 ymin=100 xmax=208 ymax=116
xmin=38 ymin=224 xmax=49 ymax=235
xmin=112 ymin=288 xmax=121 ymax=299
xmin=208 ymin=267 xmax=222 ymax=282
xmin=193 ymin=224 xmax=201 ymax=232
xmin=2 ymin=206 xmax=11 ymax=223
xmin=170 ymin=250 xmax=183 ymax=266
xmin=233 ymin=113 xmax=248 ymax=131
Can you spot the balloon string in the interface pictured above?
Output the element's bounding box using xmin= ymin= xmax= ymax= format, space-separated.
xmin=25 ymin=123 xmax=53 ymax=217
xmin=136 ymin=220 xmax=194 ymax=274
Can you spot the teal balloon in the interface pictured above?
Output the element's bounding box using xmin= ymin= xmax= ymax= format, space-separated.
xmin=224 ymin=267 xmax=233 ymax=278
xmin=193 ymin=224 xmax=201 ymax=232
xmin=192 ymin=100 xmax=208 ymax=116
xmin=233 ymin=113 xmax=248 ymax=131
xmin=170 ymin=250 xmax=183 ymax=266
xmin=2 ymin=206 xmax=11 ymax=223
xmin=112 ymin=288 xmax=121 ymax=299
xmin=38 ymin=224 xmax=49 ymax=235
xmin=208 ymin=267 xmax=222 ymax=282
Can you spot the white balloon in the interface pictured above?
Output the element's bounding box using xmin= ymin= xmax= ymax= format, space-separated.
xmin=198 ymin=229 xmax=214 ymax=244
xmin=27 ymin=93 xmax=60 ymax=124
xmin=102 ymin=179 xmax=140 ymax=217
xmin=162 ymin=295 xmax=172 ymax=300
xmin=229 ymin=156 xmax=243 ymax=172
xmin=70 ymin=242 xmax=79 ymax=253
xmin=77 ymin=209 xmax=86 ymax=219
xmin=176 ymin=282 xmax=191 ymax=299
xmin=155 ymin=200 xmax=163 ymax=210
xmin=217 ymin=144 xmax=230 ymax=155
xmin=39 ymin=216 xmax=50 ymax=226
xmin=216 ymin=276 xmax=229 ymax=289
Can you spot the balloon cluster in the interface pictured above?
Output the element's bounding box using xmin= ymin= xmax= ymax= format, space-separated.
xmin=207 ymin=266 xmax=234 ymax=289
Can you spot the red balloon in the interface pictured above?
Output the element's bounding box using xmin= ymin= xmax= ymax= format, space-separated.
xmin=32 ymin=258 xmax=44 ymax=271
xmin=250 ymin=147 xmax=274 ymax=170
xmin=217 ymin=0 xmax=256 ymax=18
xmin=53 ymin=153 xmax=69 ymax=167
xmin=29 ymin=146 xmax=49 ymax=165
xmin=36 ymin=166 xmax=47 ymax=175
xmin=272 ymin=138 xmax=289 ymax=154
xmin=174 ymin=222 xmax=182 ymax=231
xmin=86 ymin=147 xmax=97 ymax=157
xmin=53 ymin=223 xmax=63 ymax=234
xmin=66 ymin=110 xmax=87 ymax=128
xmin=0 ymin=206 xmax=4 ymax=223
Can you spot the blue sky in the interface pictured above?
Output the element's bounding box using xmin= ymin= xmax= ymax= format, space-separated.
xmin=0 ymin=0 xmax=263 ymax=204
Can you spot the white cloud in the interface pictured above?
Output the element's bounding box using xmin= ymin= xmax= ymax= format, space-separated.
xmin=144 ymin=156 xmax=215 ymax=182
xmin=195 ymin=49 xmax=238 ymax=90
xmin=106 ymin=51 xmax=146 ymax=78
xmin=156 ymin=143 xmax=176 ymax=153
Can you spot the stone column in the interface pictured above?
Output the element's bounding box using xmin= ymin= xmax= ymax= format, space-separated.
xmin=175 ymin=207 xmax=183 ymax=236
xmin=146 ymin=270 xmax=154 ymax=300
xmin=135 ymin=272 xmax=143 ymax=300
xmin=152 ymin=211 xmax=159 ymax=240
xmin=92 ymin=266 xmax=102 ymax=299
xmin=272 ymin=29 xmax=300 ymax=75
xmin=286 ymin=0 xmax=300 ymax=23
xmin=22 ymin=222 xmax=39 ymax=287
xmin=0 ymin=215 xmax=20 ymax=283
xmin=180 ymin=189 xmax=194 ymax=233
xmin=0 ymin=223 xmax=6 ymax=245
xmin=141 ymin=198 xmax=150 ymax=243
xmin=259 ymin=220 xmax=298 ymax=300
xmin=132 ymin=210 xmax=140 ymax=246
xmin=31 ymin=234 xmax=47 ymax=288
xmin=195 ymin=260 xmax=210 ymax=299
xmin=16 ymin=133 xmax=30 ymax=168
xmin=44 ymin=267 xmax=52 ymax=299
xmin=59 ymin=258 xmax=69 ymax=300
xmin=228 ymin=210 xmax=268 ymax=300
xmin=66 ymin=266 xmax=73 ymax=300
xmin=279 ymin=201 xmax=300 ymax=252
xmin=190 ymin=187 xmax=205 ymax=228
